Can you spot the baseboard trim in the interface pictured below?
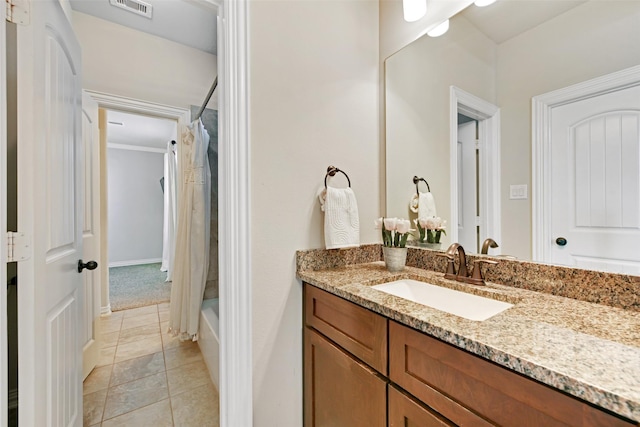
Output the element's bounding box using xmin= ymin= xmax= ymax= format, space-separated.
xmin=108 ymin=258 xmax=162 ymax=268
xmin=100 ymin=304 xmax=112 ymax=317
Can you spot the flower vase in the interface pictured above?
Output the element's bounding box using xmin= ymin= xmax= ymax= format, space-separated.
xmin=383 ymin=246 xmax=408 ymax=272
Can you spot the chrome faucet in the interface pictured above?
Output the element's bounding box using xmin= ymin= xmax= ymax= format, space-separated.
xmin=441 ymin=243 xmax=497 ymax=286
xmin=481 ymin=238 xmax=499 ymax=254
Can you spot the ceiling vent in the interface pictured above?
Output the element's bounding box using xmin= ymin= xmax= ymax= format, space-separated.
xmin=109 ymin=0 xmax=153 ymax=19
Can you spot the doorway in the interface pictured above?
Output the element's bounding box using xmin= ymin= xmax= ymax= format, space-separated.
xmin=105 ymin=109 xmax=177 ymax=311
xmin=450 ymin=86 xmax=501 ymax=253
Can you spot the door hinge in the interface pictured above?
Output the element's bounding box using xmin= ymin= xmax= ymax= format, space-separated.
xmin=475 ymin=216 xmax=482 ymax=227
xmin=7 ymin=232 xmax=31 ymax=262
xmin=475 ymin=139 xmax=481 ymax=150
xmin=5 ymin=0 xmax=29 ymax=25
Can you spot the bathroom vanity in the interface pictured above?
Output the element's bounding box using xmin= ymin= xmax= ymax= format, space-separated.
xmin=298 ymin=245 xmax=640 ymax=426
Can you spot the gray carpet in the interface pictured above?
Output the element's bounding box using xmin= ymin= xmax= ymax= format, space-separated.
xmin=109 ymin=263 xmax=171 ymax=312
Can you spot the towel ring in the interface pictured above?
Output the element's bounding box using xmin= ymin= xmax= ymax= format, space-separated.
xmin=413 ymin=176 xmax=430 ymax=194
xmin=325 ymin=166 xmax=351 ymax=188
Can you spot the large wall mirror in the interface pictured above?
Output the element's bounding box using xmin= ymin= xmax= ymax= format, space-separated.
xmin=385 ymin=0 xmax=640 ymax=275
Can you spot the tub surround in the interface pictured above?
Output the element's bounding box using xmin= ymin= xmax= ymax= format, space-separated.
xmin=296 ymin=245 xmax=640 ymax=422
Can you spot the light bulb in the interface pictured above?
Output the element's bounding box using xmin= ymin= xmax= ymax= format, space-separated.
xmin=403 ymin=0 xmax=427 ymax=22
xmin=427 ymin=19 xmax=449 ymax=37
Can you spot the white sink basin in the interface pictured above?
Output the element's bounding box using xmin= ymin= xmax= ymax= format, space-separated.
xmin=371 ymin=279 xmax=513 ymax=321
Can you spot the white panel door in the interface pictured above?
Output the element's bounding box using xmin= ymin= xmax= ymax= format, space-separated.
xmin=16 ymin=2 xmax=84 ymax=426
xmin=551 ymin=85 xmax=640 ymax=274
xmin=81 ymin=92 xmax=101 ymax=380
xmin=457 ymin=121 xmax=477 ymax=252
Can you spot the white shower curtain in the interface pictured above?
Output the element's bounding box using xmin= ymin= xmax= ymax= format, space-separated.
xmin=161 ymin=141 xmax=177 ymax=281
xmin=168 ymin=118 xmax=211 ymax=340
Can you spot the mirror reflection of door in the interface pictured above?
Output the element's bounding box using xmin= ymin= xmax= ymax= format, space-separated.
xmin=457 ymin=116 xmax=479 ymax=252
xmin=549 ymin=84 xmax=640 ymax=275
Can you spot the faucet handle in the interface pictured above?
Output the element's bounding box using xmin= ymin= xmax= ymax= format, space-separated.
xmin=435 ymin=252 xmax=456 ymax=280
xmin=467 ymin=259 xmax=498 ymax=286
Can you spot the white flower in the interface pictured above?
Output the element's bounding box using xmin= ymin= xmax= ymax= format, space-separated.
xmin=374 ymin=217 xmax=383 ymax=230
xmin=383 ymin=217 xmax=398 ymax=231
xmin=396 ymin=219 xmax=411 ymax=234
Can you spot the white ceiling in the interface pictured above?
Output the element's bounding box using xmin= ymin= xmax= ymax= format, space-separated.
xmin=107 ymin=110 xmax=178 ymax=149
xmin=69 ymin=0 xmax=217 ymax=55
xmin=460 ymin=0 xmax=586 ymax=44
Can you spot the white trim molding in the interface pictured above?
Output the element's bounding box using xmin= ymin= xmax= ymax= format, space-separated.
xmin=531 ymin=64 xmax=640 ymax=262
xmin=215 ymin=0 xmax=253 ymax=425
xmin=108 ymin=258 xmax=163 ymax=268
xmin=106 ymin=143 xmax=167 ymax=154
xmin=449 ymin=86 xmax=501 ymax=250
xmin=0 ymin=6 xmax=9 ymax=426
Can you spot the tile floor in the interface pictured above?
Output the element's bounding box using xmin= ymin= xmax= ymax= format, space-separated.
xmin=83 ymin=303 xmax=219 ymax=426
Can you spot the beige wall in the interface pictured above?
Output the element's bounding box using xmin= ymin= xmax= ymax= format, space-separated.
xmin=385 ymin=15 xmax=496 ymax=247
xmin=497 ymin=1 xmax=640 ymax=258
xmin=379 ymin=0 xmax=472 ymax=59
xmin=72 ymin=11 xmax=217 ymax=111
xmin=249 ymin=0 xmax=380 ymax=424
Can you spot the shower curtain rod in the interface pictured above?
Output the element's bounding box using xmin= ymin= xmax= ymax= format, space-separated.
xmin=195 ymin=75 xmax=218 ymax=121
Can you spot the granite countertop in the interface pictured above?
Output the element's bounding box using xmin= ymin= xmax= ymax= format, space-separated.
xmin=298 ymin=262 xmax=640 ymax=423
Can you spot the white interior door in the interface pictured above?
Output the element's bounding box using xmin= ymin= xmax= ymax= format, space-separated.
xmin=81 ymin=92 xmax=101 ymax=380
xmin=16 ymin=2 xmax=84 ymax=425
xmin=550 ymin=84 xmax=640 ymax=274
xmin=457 ymin=120 xmax=478 ymax=251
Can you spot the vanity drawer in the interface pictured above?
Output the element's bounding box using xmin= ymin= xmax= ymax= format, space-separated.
xmin=304 ymin=283 xmax=387 ymax=375
xmin=389 ymin=321 xmax=635 ymax=427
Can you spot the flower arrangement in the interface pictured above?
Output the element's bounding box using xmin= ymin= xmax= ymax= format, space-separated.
xmin=375 ymin=217 xmax=412 ymax=248
xmin=414 ymin=216 xmax=447 ymax=244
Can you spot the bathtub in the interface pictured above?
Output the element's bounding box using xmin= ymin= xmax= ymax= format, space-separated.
xmin=199 ymin=298 xmax=220 ymax=390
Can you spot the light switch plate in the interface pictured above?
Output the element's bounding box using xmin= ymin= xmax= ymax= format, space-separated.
xmin=510 ymin=184 xmax=528 ymax=200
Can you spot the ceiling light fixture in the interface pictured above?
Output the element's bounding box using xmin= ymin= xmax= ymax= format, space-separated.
xmin=474 ymin=0 xmax=497 ymax=7
xmin=402 ymin=0 xmax=427 ymax=22
xmin=427 ymin=19 xmax=450 ymax=37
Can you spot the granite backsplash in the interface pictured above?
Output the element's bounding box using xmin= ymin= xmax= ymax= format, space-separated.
xmin=296 ymin=244 xmax=640 ymax=312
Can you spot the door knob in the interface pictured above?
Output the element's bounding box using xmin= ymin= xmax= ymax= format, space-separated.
xmin=555 ymin=237 xmax=568 ymax=246
xmin=78 ymin=259 xmax=98 ymax=273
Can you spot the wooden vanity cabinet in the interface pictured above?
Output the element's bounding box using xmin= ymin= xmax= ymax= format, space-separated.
xmin=303 ymin=284 xmax=637 ymax=427
xmin=304 ymin=284 xmax=388 ymax=427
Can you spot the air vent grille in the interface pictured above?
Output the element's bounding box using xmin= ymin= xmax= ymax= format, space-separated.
xmin=109 ymin=0 xmax=153 ymax=19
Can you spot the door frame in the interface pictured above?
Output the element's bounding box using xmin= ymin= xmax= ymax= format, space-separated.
xmin=531 ymin=64 xmax=640 ymax=262
xmin=449 ymin=86 xmax=501 ymax=249
xmin=85 ymin=90 xmax=190 ymax=316
xmin=214 ymin=1 xmax=253 ymax=425
xmin=0 ymin=5 xmax=9 ymax=426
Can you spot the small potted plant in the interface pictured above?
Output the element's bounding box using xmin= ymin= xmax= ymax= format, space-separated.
xmin=375 ymin=217 xmax=412 ymax=272
xmin=414 ymin=216 xmax=447 ymax=249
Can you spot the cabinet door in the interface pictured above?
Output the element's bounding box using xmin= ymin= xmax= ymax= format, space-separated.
xmin=389 ymin=385 xmax=454 ymax=427
xmin=304 ymin=328 xmax=387 ymax=427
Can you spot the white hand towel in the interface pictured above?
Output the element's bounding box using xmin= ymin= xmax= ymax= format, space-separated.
xmin=323 ymin=186 xmax=360 ymax=249
xmin=418 ymin=192 xmax=437 ymax=219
